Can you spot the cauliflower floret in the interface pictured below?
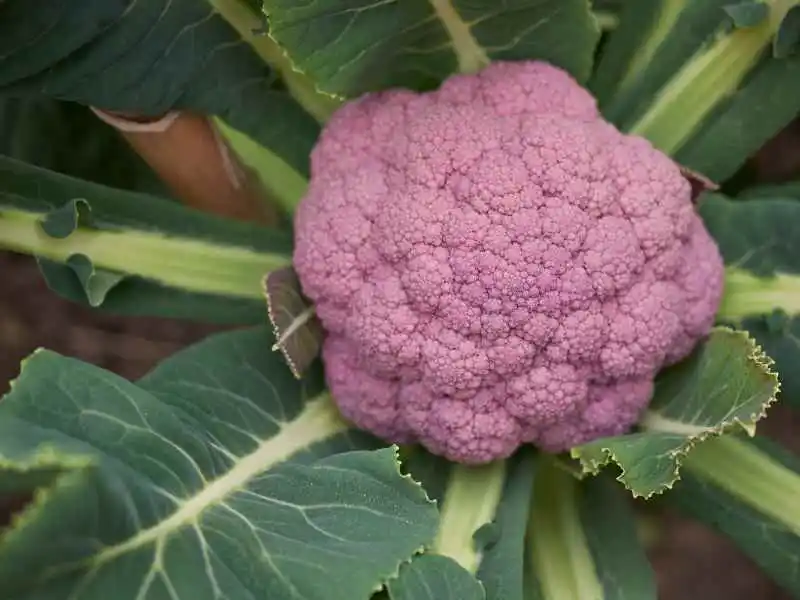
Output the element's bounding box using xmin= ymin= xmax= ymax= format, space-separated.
xmin=293 ymin=61 xmax=725 ymax=464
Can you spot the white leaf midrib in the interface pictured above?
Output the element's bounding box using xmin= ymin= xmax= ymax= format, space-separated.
xmin=92 ymin=394 xmax=346 ymax=565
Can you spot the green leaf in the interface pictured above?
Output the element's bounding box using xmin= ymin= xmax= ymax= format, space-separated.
xmin=475 ymin=449 xmax=537 ymax=600
xmin=579 ymin=476 xmax=658 ymax=599
xmin=526 ymin=459 xmax=654 ymax=600
xmin=0 ymin=0 xmax=320 ymax=177
xmin=701 ymin=192 xmax=800 ymax=406
xmin=571 ymin=328 xmax=779 ymax=498
xmin=589 ymin=0 xmax=687 ymax=108
xmin=0 ymin=155 xmax=293 ymax=324
xmin=670 ymin=435 xmax=800 ymax=595
xmin=60 ymin=255 xmax=126 ymax=308
xmin=673 ymin=50 xmax=800 ymax=181
xmin=626 ymin=1 xmax=797 ymax=158
xmin=432 ymin=461 xmax=507 ymax=576
xmin=699 ymin=193 xmax=800 ymax=280
xmin=401 ymin=449 xmax=535 ymax=600
xmin=0 ymin=327 xmax=438 ymax=599
xmin=264 ymin=266 xmax=324 ymax=379
xmin=595 ymin=0 xmax=732 ymax=125
xmin=0 ymin=98 xmax=165 ymax=196
xmin=262 ymin=0 xmax=600 ymax=97
xmin=35 ymin=199 xmax=125 ymax=306
xmin=387 ymin=555 xmax=485 ymax=600
xmin=596 ymin=0 xmax=799 ymax=177
xmin=773 ymin=4 xmax=800 ymax=56
xmin=724 ymin=2 xmax=770 ymax=27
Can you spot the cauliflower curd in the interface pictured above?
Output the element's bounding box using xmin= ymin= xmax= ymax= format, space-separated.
xmin=293 ymin=61 xmax=725 ymax=464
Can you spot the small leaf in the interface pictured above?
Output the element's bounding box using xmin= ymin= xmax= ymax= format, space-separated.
xmin=723 ymin=2 xmax=769 ymax=28
xmin=39 ymin=198 xmax=93 ymax=239
xmin=387 ymin=554 xmax=485 ymax=600
xmin=774 ymin=5 xmax=800 ymax=58
xmin=670 ymin=435 xmax=800 ymax=595
xmin=63 ymin=255 xmax=125 ymax=307
xmin=262 ymin=0 xmax=600 ymax=97
xmin=36 ymin=199 xmax=126 ymax=306
xmin=571 ymin=328 xmax=779 ymax=498
xmin=263 ymin=266 xmax=324 ymax=379
xmin=678 ymin=164 xmax=719 ymax=203
xmin=0 ymin=326 xmax=439 ymax=599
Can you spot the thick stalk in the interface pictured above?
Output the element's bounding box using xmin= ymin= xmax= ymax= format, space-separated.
xmin=528 ymin=458 xmax=603 ymax=600
xmin=718 ymin=267 xmax=800 ymax=322
xmin=432 ymin=460 xmax=506 ymax=573
xmin=629 ymin=0 xmax=798 ymax=154
xmin=0 ymin=210 xmax=289 ymax=299
xmin=684 ymin=436 xmax=800 ymax=536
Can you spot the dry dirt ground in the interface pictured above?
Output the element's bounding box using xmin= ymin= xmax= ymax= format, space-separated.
xmin=1 ymin=119 xmax=799 ymax=599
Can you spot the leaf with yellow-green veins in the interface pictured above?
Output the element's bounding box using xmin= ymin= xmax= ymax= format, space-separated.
xmin=571 ymin=328 xmax=779 ymax=498
xmin=261 ymin=0 xmax=600 ymax=97
xmin=0 ymin=326 xmax=438 ymax=600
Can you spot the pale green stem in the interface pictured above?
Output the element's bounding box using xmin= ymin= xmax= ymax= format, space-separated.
xmin=718 ymin=267 xmax=800 ymax=322
xmin=213 ymin=117 xmax=309 ymax=214
xmin=432 ymin=460 xmax=507 ymax=573
xmin=429 ymin=0 xmax=490 ymax=74
xmin=0 ymin=209 xmax=290 ymax=299
xmin=629 ymin=0 xmax=798 ymax=154
xmin=207 ymin=0 xmax=341 ymax=122
xmin=684 ymin=436 xmax=800 ymax=536
xmin=528 ymin=458 xmax=603 ymax=600
xmin=593 ymin=11 xmax=620 ymax=32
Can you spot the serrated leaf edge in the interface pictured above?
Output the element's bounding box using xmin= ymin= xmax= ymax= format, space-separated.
xmin=372 ymin=444 xmax=442 ymax=594
xmin=261 ymin=270 xmax=324 ymax=379
xmin=260 ymin=10 xmax=348 ymax=103
xmin=570 ymin=327 xmax=780 ymax=499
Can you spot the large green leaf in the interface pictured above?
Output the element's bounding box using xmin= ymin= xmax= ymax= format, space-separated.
xmin=571 ymin=328 xmax=779 ymax=498
xmin=578 ymin=476 xmax=657 ymax=599
xmin=593 ymin=0 xmax=732 ymax=125
xmin=0 ymin=97 xmax=166 ymax=196
xmin=262 ymin=0 xmax=600 ymax=97
xmin=0 ymin=327 xmax=438 ymax=599
xmin=387 ymin=555 xmax=485 ymax=600
xmin=0 ymin=0 xmax=320 ymax=178
xmin=526 ymin=460 xmax=655 ymax=600
xmin=701 ymin=192 xmax=800 ymax=406
xmin=593 ymin=0 xmax=800 ymax=179
xmin=673 ymin=50 xmax=800 ymax=181
xmin=670 ymin=435 xmax=800 ymax=595
xmin=0 ymin=155 xmax=293 ymax=324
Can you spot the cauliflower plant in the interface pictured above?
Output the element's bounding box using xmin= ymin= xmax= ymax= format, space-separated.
xmin=293 ymin=61 xmax=725 ymax=464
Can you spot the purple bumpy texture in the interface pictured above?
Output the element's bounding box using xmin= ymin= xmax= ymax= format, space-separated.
xmin=293 ymin=61 xmax=725 ymax=464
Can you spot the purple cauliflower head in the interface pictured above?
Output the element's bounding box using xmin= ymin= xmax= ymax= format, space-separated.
xmin=293 ymin=60 xmax=725 ymax=464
